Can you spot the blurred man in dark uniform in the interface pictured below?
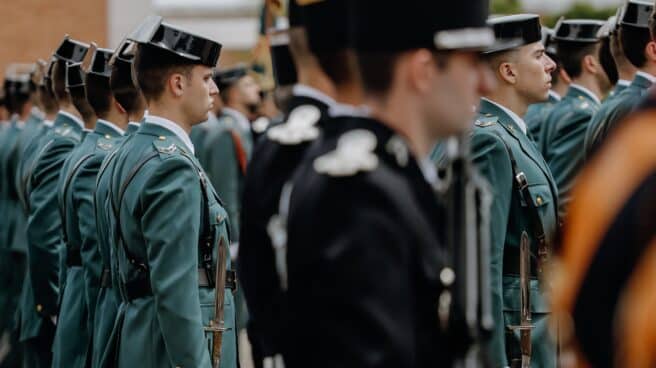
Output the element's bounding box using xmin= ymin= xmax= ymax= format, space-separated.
xmin=238 ymin=0 xmax=361 ymax=366
xmin=282 ymin=0 xmax=495 ymax=366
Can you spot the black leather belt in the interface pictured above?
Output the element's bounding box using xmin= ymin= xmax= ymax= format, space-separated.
xmin=100 ymin=269 xmax=112 ymax=288
xmin=503 ymin=247 xmax=538 ymax=279
xmin=125 ymin=269 xmax=237 ymax=302
xmin=197 ymin=269 xmax=237 ymax=290
xmin=66 ymin=250 xmax=82 ymax=267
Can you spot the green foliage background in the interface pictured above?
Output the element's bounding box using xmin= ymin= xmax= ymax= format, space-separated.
xmin=490 ymin=0 xmax=619 ymax=27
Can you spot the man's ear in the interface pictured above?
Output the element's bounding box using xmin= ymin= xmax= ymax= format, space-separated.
xmin=407 ymin=49 xmax=435 ymax=94
xmin=645 ymin=40 xmax=656 ymax=63
xmin=559 ymin=66 xmax=573 ymax=85
xmin=498 ymin=61 xmax=517 ymax=85
xmin=168 ymin=73 xmax=185 ymax=97
xmin=582 ymin=54 xmax=599 ymax=75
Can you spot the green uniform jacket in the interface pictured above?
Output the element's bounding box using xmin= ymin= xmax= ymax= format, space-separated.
xmin=540 ymin=86 xmax=600 ymax=217
xmin=202 ymin=110 xmax=253 ymax=242
xmin=584 ymin=73 xmax=653 ymax=158
xmin=102 ymin=120 xmax=236 ymax=368
xmin=52 ymin=120 xmax=124 ymax=368
xmin=471 ymin=99 xmax=559 ymax=368
xmin=524 ymin=91 xmax=560 ymax=145
xmin=91 ymin=122 xmax=139 ymax=367
xmin=15 ymin=119 xmax=52 ymax=343
xmin=0 ymin=120 xmax=22 ymax=335
xmin=24 ymin=112 xmax=83 ymax=338
xmin=0 ymin=114 xmax=45 ymax=336
xmin=190 ymin=113 xmax=220 ymax=167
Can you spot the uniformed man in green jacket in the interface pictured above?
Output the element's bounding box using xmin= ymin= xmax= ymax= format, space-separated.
xmin=101 ymin=17 xmax=237 ymax=368
xmin=91 ymin=39 xmax=146 ymax=368
xmin=13 ymin=58 xmax=58 ymax=368
xmin=23 ymin=36 xmax=89 ymax=368
xmin=52 ymin=46 xmax=121 ymax=368
xmin=204 ymin=65 xmax=261 ymax=244
xmin=0 ymin=70 xmax=36 ymax=368
xmin=540 ymin=19 xmax=611 ymax=217
xmin=584 ymin=0 xmax=656 ymax=158
xmin=472 ymin=14 xmax=559 ymax=367
xmin=204 ymin=64 xmax=262 ymax=336
xmin=606 ymin=11 xmax=637 ymax=98
xmin=525 ymin=26 xmax=571 ymax=144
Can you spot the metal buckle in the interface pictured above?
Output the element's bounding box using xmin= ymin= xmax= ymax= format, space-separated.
xmin=515 ymin=172 xmax=528 ymax=190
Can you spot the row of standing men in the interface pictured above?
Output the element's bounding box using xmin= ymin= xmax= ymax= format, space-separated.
xmin=0 ymin=0 xmax=654 ymax=367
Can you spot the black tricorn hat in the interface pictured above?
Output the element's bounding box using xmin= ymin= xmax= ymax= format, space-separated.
xmin=620 ymin=0 xmax=654 ymax=29
xmin=128 ymin=15 xmax=222 ymax=67
xmin=54 ymin=35 xmax=90 ymax=63
xmin=215 ymin=64 xmax=249 ymax=90
xmin=65 ymin=62 xmax=85 ymax=90
xmin=299 ymin=0 xmax=352 ymax=52
xmin=351 ymin=0 xmax=495 ymax=52
xmin=553 ymin=19 xmax=605 ymax=43
xmin=88 ymin=46 xmax=115 ymax=78
xmin=484 ymin=14 xmax=542 ymax=54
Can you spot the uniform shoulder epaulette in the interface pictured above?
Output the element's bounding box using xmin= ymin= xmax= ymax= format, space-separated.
xmin=267 ymin=105 xmax=321 ymax=145
xmin=152 ymin=136 xmax=178 ymax=155
xmin=96 ymin=135 xmax=116 ymax=151
xmin=221 ymin=115 xmax=236 ymax=128
xmin=576 ymin=95 xmax=592 ymax=110
xmin=474 ymin=114 xmax=498 ymax=127
xmin=314 ymin=129 xmax=379 ymax=177
xmin=252 ymin=116 xmax=271 ymax=133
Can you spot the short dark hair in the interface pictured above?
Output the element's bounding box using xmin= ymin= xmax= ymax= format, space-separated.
xmin=134 ymin=44 xmax=195 ymax=102
xmin=85 ymin=74 xmax=112 ymax=118
xmin=38 ymin=85 xmax=58 ymax=114
xmin=356 ymin=51 xmax=402 ymax=96
xmin=52 ymin=59 xmax=71 ymax=103
xmin=315 ymin=50 xmax=358 ymax=86
xmin=69 ymin=86 xmax=96 ymax=123
xmin=557 ymin=42 xmax=598 ymax=79
xmin=110 ymin=63 xmax=145 ymax=115
xmin=598 ymin=37 xmax=619 ymax=85
xmin=620 ymin=25 xmax=651 ymax=68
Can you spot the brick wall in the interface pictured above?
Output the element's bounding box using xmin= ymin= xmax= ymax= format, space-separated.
xmin=0 ymin=0 xmax=107 ymax=77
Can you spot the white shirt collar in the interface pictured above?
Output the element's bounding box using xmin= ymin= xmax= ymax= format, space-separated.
xmin=31 ymin=106 xmax=45 ymax=119
xmin=569 ymin=84 xmax=601 ymax=105
xmin=618 ymin=79 xmax=631 ymax=87
xmin=636 ymin=70 xmax=656 ymax=84
xmin=292 ymin=84 xmax=337 ymax=108
xmin=146 ymin=115 xmax=195 ymax=154
xmin=222 ymin=107 xmax=250 ymax=131
xmin=548 ymin=90 xmax=561 ymax=101
xmin=43 ymin=119 xmax=54 ymax=127
xmin=97 ymin=119 xmax=125 ymax=136
xmin=58 ymin=110 xmax=85 ymax=130
xmin=481 ymin=98 xmax=527 ymax=135
xmin=128 ymin=121 xmax=140 ymax=128
xmin=328 ymin=102 xmax=371 ymax=118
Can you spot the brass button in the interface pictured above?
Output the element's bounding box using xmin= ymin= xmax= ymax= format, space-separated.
xmin=158 ymin=136 xmax=166 ymax=141
xmin=36 ymin=304 xmax=43 ymax=312
xmin=216 ymin=214 xmax=223 ymax=222
xmin=105 ymin=134 xmax=111 ymax=139
xmin=536 ymin=196 xmax=543 ymax=206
